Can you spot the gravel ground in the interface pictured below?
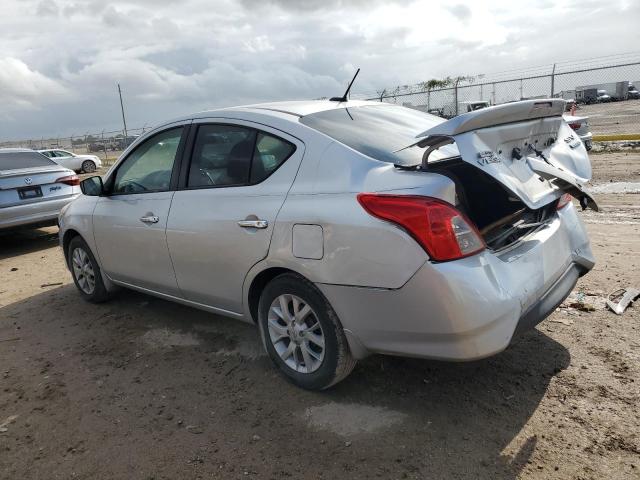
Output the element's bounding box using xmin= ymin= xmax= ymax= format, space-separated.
xmin=0 ymin=152 xmax=639 ymax=480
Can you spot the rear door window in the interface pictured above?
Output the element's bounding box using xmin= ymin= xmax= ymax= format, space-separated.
xmin=0 ymin=151 xmax=57 ymax=170
xmin=187 ymin=125 xmax=257 ymax=188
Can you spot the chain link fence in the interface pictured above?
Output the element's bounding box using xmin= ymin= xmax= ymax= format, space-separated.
xmin=359 ymin=53 xmax=640 ymax=140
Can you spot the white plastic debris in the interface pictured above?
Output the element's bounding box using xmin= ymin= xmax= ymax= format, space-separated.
xmin=606 ymin=288 xmax=640 ymax=315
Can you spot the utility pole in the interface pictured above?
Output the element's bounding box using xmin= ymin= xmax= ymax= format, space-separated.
xmin=118 ymin=83 xmax=128 ymax=138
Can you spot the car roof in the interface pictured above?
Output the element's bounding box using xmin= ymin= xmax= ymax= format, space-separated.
xmin=0 ymin=148 xmax=39 ymax=153
xmin=184 ymin=99 xmax=391 ymax=122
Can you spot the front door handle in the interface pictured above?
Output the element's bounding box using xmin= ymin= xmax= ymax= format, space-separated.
xmin=140 ymin=215 xmax=159 ymax=224
xmin=238 ymin=219 xmax=268 ymax=229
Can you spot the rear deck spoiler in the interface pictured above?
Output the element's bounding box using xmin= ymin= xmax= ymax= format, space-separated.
xmin=416 ymin=99 xmax=566 ymax=139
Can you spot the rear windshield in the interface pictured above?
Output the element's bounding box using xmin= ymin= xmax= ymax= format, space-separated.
xmin=0 ymin=151 xmax=56 ymax=170
xmin=299 ymin=104 xmax=458 ymax=166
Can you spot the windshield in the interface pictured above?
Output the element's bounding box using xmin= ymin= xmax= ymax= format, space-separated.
xmin=0 ymin=151 xmax=57 ymax=170
xmin=299 ymin=104 xmax=459 ymax=166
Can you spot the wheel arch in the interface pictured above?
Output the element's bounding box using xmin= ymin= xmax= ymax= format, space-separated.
xmin=246 ymin=266 xmax=298 ymax=324
xmin=62 ymin=228 xmax=82 ymax=267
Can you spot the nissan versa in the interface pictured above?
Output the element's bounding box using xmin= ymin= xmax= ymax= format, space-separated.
xmin=58 ymin=99 xmax=597 ymax=390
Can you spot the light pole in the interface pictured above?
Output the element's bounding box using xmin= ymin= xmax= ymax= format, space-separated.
xmin=118 ymin=83 xmax=128 ymax=139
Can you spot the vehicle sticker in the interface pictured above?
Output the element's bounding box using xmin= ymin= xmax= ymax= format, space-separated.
xmin=477 ymin=151 xmax=501 ymax=166
xmin=563 ymin=134 xmax=581 ymax=149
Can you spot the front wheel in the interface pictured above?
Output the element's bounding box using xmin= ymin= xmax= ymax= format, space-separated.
xmin=81 ymin=160 xmax=96 ymax=173
xmin=258 ymin=273 xmax=356 ymax=390
xmin=68 ymin=236 xmax=111 ymax=303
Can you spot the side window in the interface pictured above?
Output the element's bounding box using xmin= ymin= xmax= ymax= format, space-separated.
xmin=250 ymin=132 xmax=295 ymax=184
xmin=188 ymin=125 xmax=256 ymax=188
xmin=113 ymin=127 xmax=183 ymax=194
xmin=56 ymin=151 xmax=69 ymax=157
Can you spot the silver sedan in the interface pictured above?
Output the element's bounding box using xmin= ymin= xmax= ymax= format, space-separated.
xmin=1 ymin=148 xmax=80 ymax=231
xmin=58 ymin=99 xmax=596 ymax=389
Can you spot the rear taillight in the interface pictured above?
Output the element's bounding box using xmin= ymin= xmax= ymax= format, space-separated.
xmin=557 ymin=193 xmax=573 ymax=210
xmin=357 ymin=194 xmax=485 ymax=261
xmin=55 ymin=175 xmax=80 ymax=186
xmin=568 ymin=122 xmax=581 ymax=131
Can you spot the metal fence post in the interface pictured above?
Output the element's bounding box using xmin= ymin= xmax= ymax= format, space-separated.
xmin=454 ymin=78 xmax=459 ymax=116
xmin=550 ymin=63 xmax=556 ymax=97
xmin=101 ymin=130 xmax=107 ymax=163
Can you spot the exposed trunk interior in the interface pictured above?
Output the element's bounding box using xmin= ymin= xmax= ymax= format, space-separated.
xmin=429 ymin=158 xmax=558 ymax=251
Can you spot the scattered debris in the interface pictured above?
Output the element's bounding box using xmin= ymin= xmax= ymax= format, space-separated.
xmin=0 ymin=414 xmax=19 ymax=433
xmin=40 ymin=282 xmax=63 ymax=288
xmin=560 ymin=292 xmax=606 ymax=312
xmin=549 ymin=318 xmax=575 ymax=326
xmin=0 ymin=337 xmax=21 ymax=343
xmin=186 ymin=425 xmax=204 ymax=434
xmin=10 ymin=267 xmax=18 ymax=272
xmin=606 ymin=288 xmax=640 ymax=315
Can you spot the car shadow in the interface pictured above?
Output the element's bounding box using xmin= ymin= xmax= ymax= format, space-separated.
xmin=0 ymin=284 xmax=570 ymax=479
xmin=0 ymin=227 xmax=59 ymax=261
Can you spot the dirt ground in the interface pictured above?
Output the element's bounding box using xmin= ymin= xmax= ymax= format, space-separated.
xmin=0 ymin=151 xmax=639 ymax=480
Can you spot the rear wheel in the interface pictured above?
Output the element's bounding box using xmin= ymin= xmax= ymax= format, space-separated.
xmin=68 ymin=236 xmax=110 ymax=303
xmin=81 ymin=160 xmax=96 ymax=173
xmin=258 ymin=273 xmax=356 ymax=390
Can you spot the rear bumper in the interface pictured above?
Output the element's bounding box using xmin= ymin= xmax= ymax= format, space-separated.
xmin=318 ymin=204 xmax=594 ymax=361
xmin=0 ymin=194 xmax=80 ymax=230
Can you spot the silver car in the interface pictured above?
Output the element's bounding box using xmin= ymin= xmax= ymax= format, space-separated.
xmin=59 ymin=99 xmax=597 ymax=389
xmin=1 ymin=148 xmax=80 ymax=231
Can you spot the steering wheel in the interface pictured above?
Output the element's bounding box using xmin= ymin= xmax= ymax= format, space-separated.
xmin=199 ymin=168 xmax=215 ymax=185
xmin=121 ymin=180 xmax=148 ymax=193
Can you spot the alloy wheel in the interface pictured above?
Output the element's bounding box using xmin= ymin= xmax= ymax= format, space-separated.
xmin=267 ymin=294 xmax=325 ymax=373
xmin=82 ymin=160 xmax=96 ymax=173
xmin=71 ymin=247 xmax=96 ymax=294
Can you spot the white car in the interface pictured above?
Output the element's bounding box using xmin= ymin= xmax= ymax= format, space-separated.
xmin=38 ymin=149 xmax=102 ymax=173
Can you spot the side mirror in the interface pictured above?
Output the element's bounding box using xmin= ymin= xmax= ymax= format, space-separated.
xmin=80 ymin=176 xmax=104 ymax=196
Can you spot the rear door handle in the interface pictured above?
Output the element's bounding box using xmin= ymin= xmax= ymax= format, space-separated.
xmin=140 ymin=215 xmax=159 ymax=224
xmin=238 ymin=219 xmax=268 ymax=229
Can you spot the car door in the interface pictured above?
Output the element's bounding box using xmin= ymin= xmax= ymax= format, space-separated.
xmin=92 ymin=125 xmax=188 ymax=296
xmin=166 ymin=120 xmax=304 ymax=314
xmin=52 ymin=150 xmax=77 ymax=170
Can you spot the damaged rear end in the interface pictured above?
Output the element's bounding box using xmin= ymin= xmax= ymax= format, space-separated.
xmin=414 ymin=99 xmax=597 ymax=252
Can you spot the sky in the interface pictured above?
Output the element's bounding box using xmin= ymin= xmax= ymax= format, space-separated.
xmin=0 ymin=0 xmax=638 ymax=140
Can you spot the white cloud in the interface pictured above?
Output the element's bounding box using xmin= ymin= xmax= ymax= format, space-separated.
xmin=0 ymin=57 xmax=70 ymax=113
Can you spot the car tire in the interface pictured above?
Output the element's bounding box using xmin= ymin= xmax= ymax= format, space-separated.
xmin=258 ymin=273 xmax=356 ymax=390
xmin=82 ymin=160 xmax=97 ymax=173
xmin=68 ymin=236 xmax=111 ymax=303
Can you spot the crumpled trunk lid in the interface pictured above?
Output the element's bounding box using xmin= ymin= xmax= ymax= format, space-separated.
xmin=415 ymin=99 xmax=598 ymax=211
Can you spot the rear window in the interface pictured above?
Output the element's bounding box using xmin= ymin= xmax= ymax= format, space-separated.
xmin=0 ymin=151 xmax=56 ymax=170
xmin=299 ymin=104 xmax=458 ymax=166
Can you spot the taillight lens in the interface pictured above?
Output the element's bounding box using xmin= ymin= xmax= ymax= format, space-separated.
xmin=568 ymin=122 xmax=581 ymax=131
xmin=357 ymin=194 xmax=485 ymax=261
xmin=557 ymin=193 xmax=573 ymax=210
xmin=55 ymin=175 xmax=80 ymax=186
